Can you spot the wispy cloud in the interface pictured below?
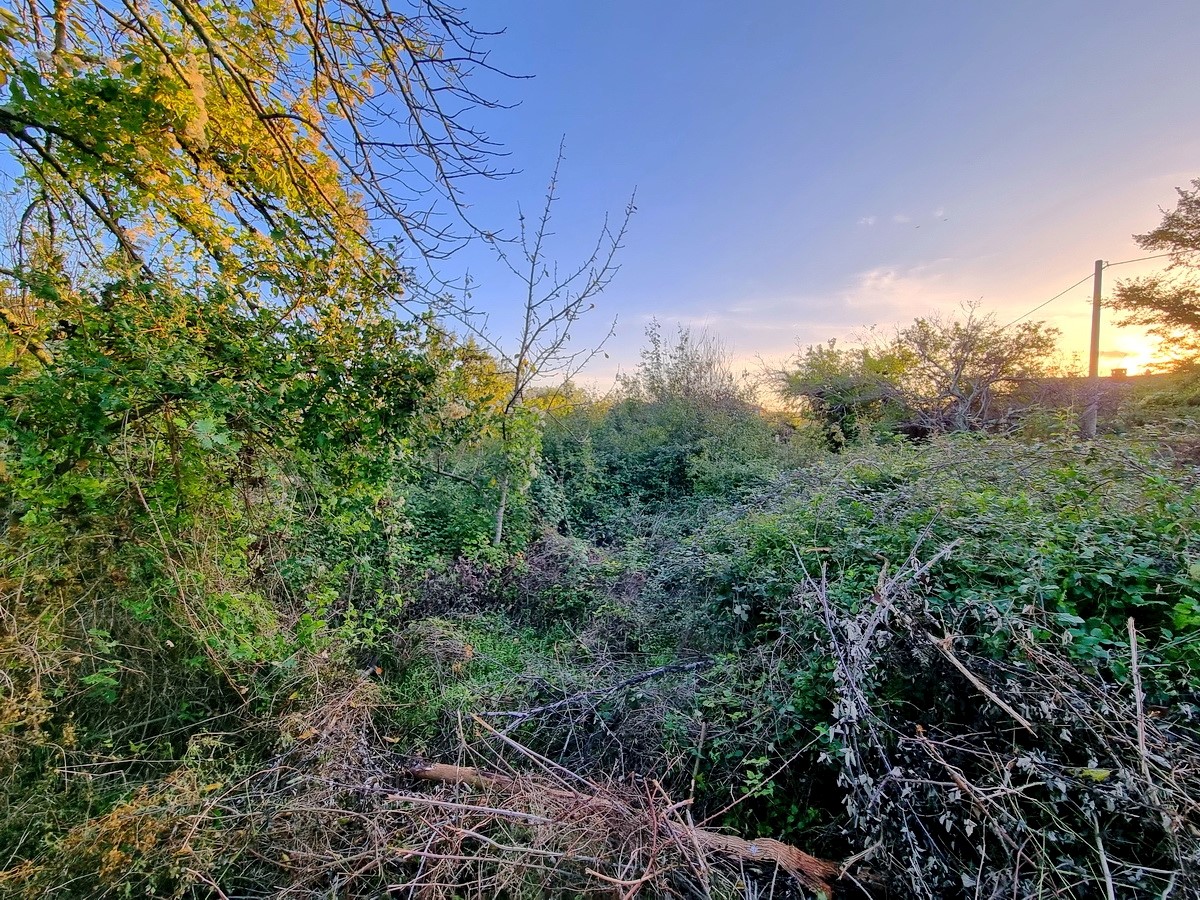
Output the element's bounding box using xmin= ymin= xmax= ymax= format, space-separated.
xmin=629 ymin=260 xmax=969 ymax=372
xmin=841 ymin=260 xmax=971 ymax=323
xmin=857 ymin=215 xmax=877 ymax=226
xmin=892 ymin=213 xmax=911 ymax=224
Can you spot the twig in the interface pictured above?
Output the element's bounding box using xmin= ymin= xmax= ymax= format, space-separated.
xmin=382 ymin=792 xmax=554 ymax=825
xmin=929 ymin=633 xmax=1035 ymax=733
xmin=184 ymin=868 xmax=230 ymax=900
xmin=584 ymin=866 xmax=657 ymax=890
xmin=839 ymin=841 xmax=880 ymax=878
xmin=1092 ymin=813 xmax=1117 ymax=900
xmin=916 ymin=735 xmax=1018 ymax=852
xmin=481 ymin=659 xmax=712 ymax=722
xmin=1128 ymin=618 xmax=1154 ymax=787
xmin=1163 ymin=869 xmax=1177 ymax=899
xmin=471 ymin=713 xmax=600 ymax=792
xmin=689 ymin=720 xmax=707 ymax=802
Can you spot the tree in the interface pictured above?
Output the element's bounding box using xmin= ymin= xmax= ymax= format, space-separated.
xmin=1108 ymin=178 xmax=1200 ymax=366
xmin=776 ymin=304 xmax=1060 ymax=442
xmin=891 ymin=304 xmax=1059 ymax=432
xmin=397 ymin=152 xmax=631 ymax=553
xmin=623 ymin=319 xmax=748 ymax=406
xmin=0 ymin=0 xmax=508 ymax=834
xmin=0 ymin=0 xmax=511 ymax=504
xmin=773 ymin=339 xmax=908 ymax=448
xmin=476 ymin=149 xmax=632 ymax=546
xmin=0 ymin=0 xmax=506 ymax=489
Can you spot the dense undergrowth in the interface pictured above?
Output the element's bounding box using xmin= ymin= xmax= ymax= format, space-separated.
xmin=4 ymin=1 xmax=1200 ymax=893
xmin=4 ymin=343 xmax=1200 ymax=897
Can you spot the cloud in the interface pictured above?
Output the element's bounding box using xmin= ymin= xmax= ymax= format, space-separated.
xmin=857 ymin=215 xmax=877 ymax=226
xmin=933 ymin=206 xmax=946 ymax=218
xmin=599 ymin=258 xmax=996 ymax=387
xmin=892 ymin=213 xmax=911 ymax=224
xmin=841 ymin=260 xmax=972 ymax=323
xmin=640 ymin=260 xmax=967 ymax=347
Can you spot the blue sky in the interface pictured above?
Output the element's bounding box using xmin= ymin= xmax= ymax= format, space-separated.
xmin=443 ymin=0 xmax=1200 ymax=382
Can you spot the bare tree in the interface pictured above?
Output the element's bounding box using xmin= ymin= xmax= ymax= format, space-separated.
xmin=479 ymin=147 xmax=634 ymax=545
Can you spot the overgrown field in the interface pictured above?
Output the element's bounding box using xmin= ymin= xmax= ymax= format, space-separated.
xmin=3 ymin=2 xmax=1199 ymax=893
xmin=4 ymin=370 xmax=1200 ymax=898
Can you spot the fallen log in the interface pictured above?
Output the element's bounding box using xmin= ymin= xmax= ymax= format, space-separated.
xmin=683 ymin=828 xmax=840 ymax=896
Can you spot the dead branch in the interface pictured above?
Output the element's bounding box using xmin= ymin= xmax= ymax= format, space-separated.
xmin=481 ymin=658 xmax=713 ymax=724
xmin=929 ymin=632 xmax=1035 ymax=733
xmin=401 ymin=755 xmax=845 ymax=897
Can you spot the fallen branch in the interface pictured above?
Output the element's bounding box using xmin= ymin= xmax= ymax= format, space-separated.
xmin=402 ymin=756 xmax=844 ymax=897
xmin=929 ymin=632 xmax=1035 ymax=733
xmin=682 ymin=828 xmax=841 ymax=896
xmin=481 ymin=659 xmax=713 ymax=723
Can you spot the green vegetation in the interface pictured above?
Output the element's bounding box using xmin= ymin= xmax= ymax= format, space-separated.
xmin=1 ymin=3 xmax=1199 ymax=898
xmin=775 ymin=302 xmax=1062 ymax=444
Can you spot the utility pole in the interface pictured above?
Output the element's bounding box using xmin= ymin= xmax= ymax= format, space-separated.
xmin=1081 ymin=259 xmax=1104 ymax=439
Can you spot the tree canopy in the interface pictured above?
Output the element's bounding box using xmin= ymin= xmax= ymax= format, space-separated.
xmin=1109 ymin=178 xmax=1200 ymax=366
xmin=0 ymin=0 xmax=507 ymax=492
xmin=0 ymin=0 xmax=502 ymax=316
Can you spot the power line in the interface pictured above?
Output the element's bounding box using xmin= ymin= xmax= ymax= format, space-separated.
xmin=1003 ymin=251 xmax=1186 ymax=328
xmin=1104 ymin=251 xmax=1176 ymax=268
xmin=1003 ymin=272 xmax=1094 ymax=327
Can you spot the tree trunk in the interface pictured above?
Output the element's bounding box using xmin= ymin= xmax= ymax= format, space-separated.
xmin=492 ymin=473 xmax=509 ymax=547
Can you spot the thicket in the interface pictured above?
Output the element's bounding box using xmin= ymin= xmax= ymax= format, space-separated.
xmin=2 ymin=0 xmax=1200 ymax=896
xmin=6 ymin=285 xmax=1200 ymax=897
xmin=390 ymin=429 xmax=1200 ymax=898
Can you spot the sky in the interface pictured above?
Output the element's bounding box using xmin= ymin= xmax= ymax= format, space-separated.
xmin=437 ymin=0 xmax=1200 ymax=384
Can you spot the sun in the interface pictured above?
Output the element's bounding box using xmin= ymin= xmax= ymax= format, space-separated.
xmin=1104 ymin=329 xmax=1165 ymax=375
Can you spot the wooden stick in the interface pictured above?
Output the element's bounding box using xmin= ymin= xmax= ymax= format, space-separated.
xmin=930 ymin=633 xmax=1035 ymax=733
xmin=1092 ymin=813 xmax=1117 ymax=900
xmin=1127 ymin=618 xmax=1152 ymax=786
